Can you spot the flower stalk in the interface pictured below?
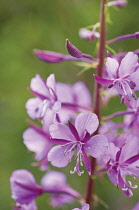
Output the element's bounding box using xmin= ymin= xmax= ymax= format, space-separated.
xmin=106 ymin=32 xmax=139 ymax=44
xmin=85 ymin=0 xmax=106 ymax=208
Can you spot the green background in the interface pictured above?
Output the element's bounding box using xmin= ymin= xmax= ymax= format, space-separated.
xmin=1 ymin=0 xmax=139 ymax=209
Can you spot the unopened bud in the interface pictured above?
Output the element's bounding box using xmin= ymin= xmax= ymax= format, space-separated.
xmin=66 ymin=39 xmax=82 ymax=58
xmin=135 ymin=32 xmax=139 ymax=39
xmin=107 ymin=0 xmax=127 ymax=8
xmin=33 ymin=49 xmax=65 ymax=63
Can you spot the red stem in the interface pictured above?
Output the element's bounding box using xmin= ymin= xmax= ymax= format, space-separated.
xmin=85 ymin=0 xmax=106 ymax=209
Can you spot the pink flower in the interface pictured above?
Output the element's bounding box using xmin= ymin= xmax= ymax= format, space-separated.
xmin=107 ymin=0 xmax=127 ymax=8
xmin=94 ymin=52 xmax=139 ymax=101
xmin=106 ymin=135 xmax=139 ymax=196
xmin=79 ymin=23 xmax=100 ymax=43
xmin=10 ymin=170 xmax=80 ymax=208
xmin=41 ymin=171 xmax=80 ymax=207
xmin=12 ymin=201 xmax=37 ymax=210
xmin=132 ymin=202 xmax=139 ymax=210
xmin=48 ymin=111 xmax=108 ymax=175
xmin=26 ymin=74 xmax=92 ymax=123
xmin=26 ymin=74 xmax=61 ymax=120
xmin=10 ymin=170 xmax=43 ymax=205
xmin=72 ymin=203 xmax=90 ymax=210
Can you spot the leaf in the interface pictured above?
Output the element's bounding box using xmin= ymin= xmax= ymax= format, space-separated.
xmin=77 ymin=66 xmax=92 ymax=76
xmin=106 ymin=44 xmax=116 ymax=55
xmin=105 ymin=5 xmax=112 ymax=25
xmin=93 ymin=194 xmax=110 ymax=209
xmin=74 ymin=62 xmax=98 ymax=76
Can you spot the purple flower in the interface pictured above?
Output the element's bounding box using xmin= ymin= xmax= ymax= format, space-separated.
xmin=99 ymin=121 xmax=125 ymax=146
xmin=132 ymin=202 xmax=139 ymax=210
xmin=135 ymin=32 xmax=139 ymax=39
xmin=98 ymin=123 xmax=127 ymax=166
xmin=66 ymin=39 xmax=83 ymax=58
xmin=10 ymin=170 xmax=43 ymax=205
xmin=10 ymin=170 xmax=80 ymax=208
xmin=106 ymin=135 xmax=139 ymax=196
xmin=56 ymin=81 xmax=92 ymax=122
xmin=79 ymin=28 xmax=100 ymax=43
xmin=26 ymin=74 xmax=92 ymax=123
xmin=79 ymin=23 xmax=100 ymax=43
xmin=26 ymin=74 xmax=61 ymax=120
xmin=48 ymin=111 xmax=108 ymax=175
xmin=100 ymin=86 xmax=118 ymax=105
xmin=72 ymin=203 xmax=90 ymax=210
xmin=123 ymin=97 xmax=139 ymax=136
xmin=124 ymin=96 xmax=139 ymax=112
xmin=66 ymin=39 xmax=94 ymax=60
xmin=94 ymin=52 xmax=139 ymax=101
xmin=34 ymin=49 xmax=65 ymax=63
xmin=12 ymin=201 xmax=37 ymax=210
xmin=107 ymin=0 xmax=127 ymax=8
xmin=41 ymin=171 xmax=80 ymax=207
xmin=34 ymin=48 xmax=95 ymax=63
xmin=23 ymin=110 xmax=55 ymax=170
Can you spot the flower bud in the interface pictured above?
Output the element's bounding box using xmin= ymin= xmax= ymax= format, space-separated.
xmin=34 ymin=49 xmax=65 ymax=63
xmin=10 ymin=169 xmax=43 ymax=205
xmin=66 ymin=39 xmax=82 ymax=58
xmin=107 ymin=0 xmax=127 ymax=8
xmin=79 ymin=28 xmax=100 ymax=43
xmin=135 ymin=32 xmax=139 ymax=39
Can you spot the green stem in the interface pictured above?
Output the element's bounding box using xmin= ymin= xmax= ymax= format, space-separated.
xmin=85 ymin=0 xmax=106 ymax=209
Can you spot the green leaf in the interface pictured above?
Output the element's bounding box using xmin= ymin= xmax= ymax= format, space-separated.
xmin=77 ymin=66 xmax=92 ymax=76
xmin=105 ymin=4 xmax=112 ymax=24
xmin=106 ymin=44 xmax=116 ymax=55
xmin=93 ymin=194 xmax=110 ymax=209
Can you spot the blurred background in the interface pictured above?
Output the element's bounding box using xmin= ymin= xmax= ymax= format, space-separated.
xmin=1 ymin=0 xmax=139 ymax=209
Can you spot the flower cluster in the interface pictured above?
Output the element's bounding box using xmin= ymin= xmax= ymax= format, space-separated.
xmin=10 ymin=0 xmax=139 ymax=209
xmin=10 ymin=170 xmax=80 ymax=209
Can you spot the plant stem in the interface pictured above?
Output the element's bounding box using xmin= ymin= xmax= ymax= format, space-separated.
xmin=102 ymin=110 xmax=134 ymax=121
xmin=85 ymin=0 xmax=106 ymax=209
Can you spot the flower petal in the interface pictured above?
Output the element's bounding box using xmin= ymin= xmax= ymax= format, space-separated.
xmin=47 ymin=74 xmax=56 ymax=94
xmin=106 ymin=57 xmax=119 ymax=79
xmin=48 ymin=146 xmax=74 ymax=167
xmin=25 ymin=98 xmax=43 ymax=119
xmin=72 ymin=81 xmax=92 ymax=108
xmin=119 ymin=135 xmax=139 ymax=163
xmin=94 ymin=75 xmax=113 ymax=87
xmin=56 ymin=82 xmax=73 ymax=103
xmin=14 ymin=200 xmax=37 ymax=210
xmin=30 ymin=74 xmax=50 ymax=97
xmin=82 ymin=203 xmax=90 ymax=210
xmin=133 ymin=202 xmax=139 ymax=210
xmin=52 ymin=101 xmax=61 ymax=112
xmin=108 ymin=167 xmax=118 ymax=186
xmin=82 ymin=149 xmax=91 ymax=175
xmin=10 ymin=170 xmax=42 ymax=204
xmin=42 ymin=108 xmax=56 ymax=132
xmin=126 ymin=159 xmax=139 ymax=177
xmin=23 ymin=127 xmax=52 ymax=161
xmin=84 ymin=134 xmax=108 ymax=158
xmin=128 ymin=69 xmax=139 ymax=91
xmin=41 ymin=171 xmax=66 ymax=189
xmin=72 ymin=203 xmax=90 ymax=210
xmin=75 ymin=112 xmax=99 ymax=139
xmin=50 ymin=123 xmax=76 ymax=142
xmin=119 ymin=52 xmax=138 ymax=78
